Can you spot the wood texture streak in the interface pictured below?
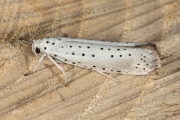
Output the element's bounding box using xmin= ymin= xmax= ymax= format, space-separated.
xmin=0 ymin=0 xmax=180 ymax=120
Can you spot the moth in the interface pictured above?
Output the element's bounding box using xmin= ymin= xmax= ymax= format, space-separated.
xmin=27 ymin=37 xmax=161 ymax=85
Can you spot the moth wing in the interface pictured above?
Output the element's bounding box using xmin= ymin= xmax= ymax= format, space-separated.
xmin=52 ymin=37 xmax=150 ymax=47
xmin=51 ymin=40 xmax=160 ymax=75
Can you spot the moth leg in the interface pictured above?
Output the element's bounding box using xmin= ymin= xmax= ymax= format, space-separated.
xmin=47 ymin=55 xmax=69 ymax=86
xmin=53 ymin=58 xmax=63 ymax=64
xmin=95 ymin=70 xmax=119 ymax=82
xmin=24 ymin=54 xmax=46 ymax=76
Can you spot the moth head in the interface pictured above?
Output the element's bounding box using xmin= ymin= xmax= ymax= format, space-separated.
xmin=35 ymin=47 xmax=41 ymax=54
xmin=32 ymin=40 xmax=42 ymax=54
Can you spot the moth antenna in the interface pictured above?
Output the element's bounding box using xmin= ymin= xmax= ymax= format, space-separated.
xmin=34 ymin=29 xmax=55 ymax=39
xmin=22 ymin=40 xmax=33 ymax=44
xmin=34 ymin=34 xmax=40 ymax=40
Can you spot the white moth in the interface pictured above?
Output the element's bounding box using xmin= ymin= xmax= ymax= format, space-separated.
xmin=29 ymin=37 xmax=161 ymax=85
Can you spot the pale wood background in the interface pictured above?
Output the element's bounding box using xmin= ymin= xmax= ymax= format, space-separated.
xmin=0 ymin=0 xmax=180 ymax=120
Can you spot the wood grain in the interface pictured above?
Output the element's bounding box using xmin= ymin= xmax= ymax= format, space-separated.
xmin=0 ymin=0 xmax=180 ymax=120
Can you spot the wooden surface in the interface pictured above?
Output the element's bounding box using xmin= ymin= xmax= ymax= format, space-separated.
xmin=0 ymin=0 xmax=180 ymax=120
